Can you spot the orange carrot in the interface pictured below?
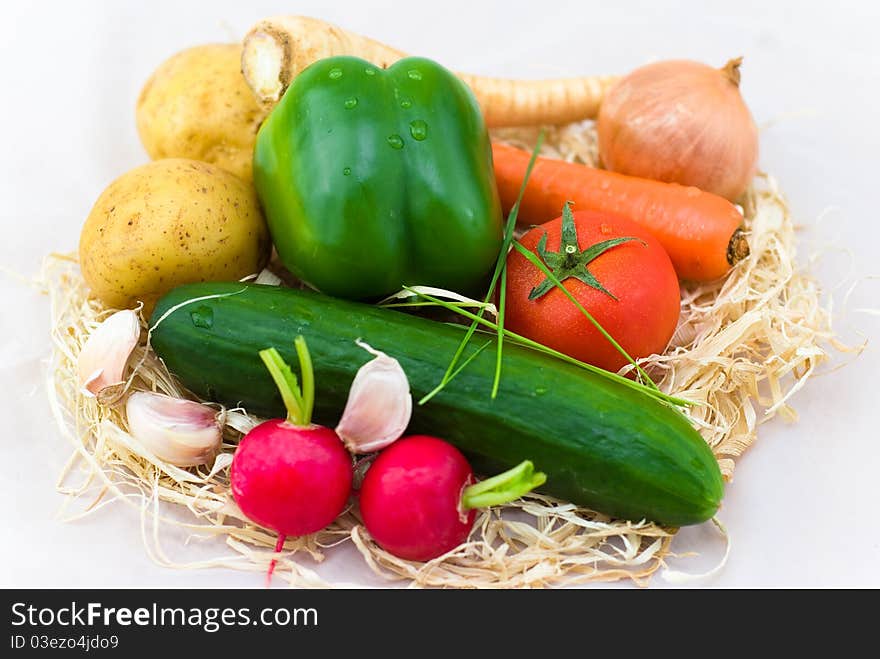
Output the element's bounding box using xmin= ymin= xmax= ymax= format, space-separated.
xmin=492 ymin=142 xmax=749 ymax=281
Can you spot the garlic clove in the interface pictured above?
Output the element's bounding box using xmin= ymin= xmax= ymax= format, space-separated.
xmin=253 ymin=268 xmax=283 ymax=286
xmin=77 ymin=310 xmax=141 ymax=397
xmin=126 ymin=392 xmax=222 ymax=467
xmin=335 ymin=341 xmax=412 ymax=454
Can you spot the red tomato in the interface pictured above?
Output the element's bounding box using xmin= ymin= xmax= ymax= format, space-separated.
xmin=505 ymin=209 xmax=680 ymax=372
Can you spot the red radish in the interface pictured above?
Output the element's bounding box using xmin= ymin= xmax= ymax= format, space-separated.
xmin=359 ymin=435 xmax=546 ymax=562
xmin=230 ymin=336 xmax=352 ymax=577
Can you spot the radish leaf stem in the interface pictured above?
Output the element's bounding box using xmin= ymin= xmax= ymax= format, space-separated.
xmin=461 ymin=460 xmax=547 ymax=510
xmin=258 ymin=335 xmax=316 ymax=426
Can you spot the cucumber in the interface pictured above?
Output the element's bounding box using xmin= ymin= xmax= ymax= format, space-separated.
xmin=150 ymin=283 xmax=724 ymax=526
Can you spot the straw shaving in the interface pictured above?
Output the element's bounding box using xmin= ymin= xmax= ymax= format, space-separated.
xmin=40 ymin=121 xmax=848 ymax=587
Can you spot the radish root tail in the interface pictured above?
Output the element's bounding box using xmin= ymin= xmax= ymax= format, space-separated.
xmin=266 ymin=533 xmax=286 ymax=586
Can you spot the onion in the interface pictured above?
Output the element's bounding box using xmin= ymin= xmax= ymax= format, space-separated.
xmin=597 ymin=58 xmax=758 ymax=201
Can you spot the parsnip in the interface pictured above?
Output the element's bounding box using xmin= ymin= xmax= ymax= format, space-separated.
xmin=242 ymin=15 xmax=618 ymax=127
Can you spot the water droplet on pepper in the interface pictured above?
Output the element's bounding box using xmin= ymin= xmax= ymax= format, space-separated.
xmin=329 ymin=68 xmax=343 ymax=80
xmin=409 ymin=120 xmax=428 ymax=141
xmin=387 ymin=134 xmax=404 ymax=149
xmin=400 ymin=99 xmax=412 ymax=109
xmin=407 ymin=69 xmax=422 ymax=81
xmin=344 ymin=97 xmax=358 ymax=109
xmin=343 ymin=167 xmax=352 ymax=176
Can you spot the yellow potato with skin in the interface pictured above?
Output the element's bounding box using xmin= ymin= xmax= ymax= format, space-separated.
xmin=79 ymin=159 xmax=271 ymax=312
xmin=136 ymin=44 xmax=266 ymax=181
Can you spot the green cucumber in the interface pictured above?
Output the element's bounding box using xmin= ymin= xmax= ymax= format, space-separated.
xmin=150 ymin=283 xmax=724 ymax=526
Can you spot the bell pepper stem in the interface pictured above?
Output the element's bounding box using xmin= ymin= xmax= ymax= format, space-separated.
xmin=460 ymin=460 xmax=547 ymax=510
xmin=258 ymin=335 xmax=315 ymax=426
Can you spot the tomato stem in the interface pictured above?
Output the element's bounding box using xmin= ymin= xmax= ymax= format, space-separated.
xmin=461 ymin=460 xmax=547 ymax=510
xmin=512 ymin=241 xmax=658 ymax=390
xmin=528 ymin=201 xmax=643 ymax=301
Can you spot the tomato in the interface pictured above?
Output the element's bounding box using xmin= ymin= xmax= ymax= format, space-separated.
xmin=505 ymin=206 xmax=680 ymax=372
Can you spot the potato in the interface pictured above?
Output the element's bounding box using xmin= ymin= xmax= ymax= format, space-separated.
xmin=136 ymin=44 xmax=267 ymax=181
xmin=79 ymin=158 xmax=271 ymax=312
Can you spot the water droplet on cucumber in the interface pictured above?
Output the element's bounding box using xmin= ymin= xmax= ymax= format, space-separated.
xmin=343 ymin=167 xmax=352 ymax=176
xmin=387 ymin=134 xmax=404 ymax=149
xmin=400 ymin=99 xmax=413 ymax=109
xmin=344 ymin=97 xmax=358 ymax=109
xmin=190 ymin=306 xmax=214 ymax=329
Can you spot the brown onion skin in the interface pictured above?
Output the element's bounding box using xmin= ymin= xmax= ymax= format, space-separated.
xmin=598 ymin=59 xmax=759 ymax=202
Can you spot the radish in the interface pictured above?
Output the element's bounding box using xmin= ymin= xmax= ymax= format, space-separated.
xmin=230 ymin=336 xmax=352 ymax=575
xmin=358 ymin=435 xmax=546 ymax=561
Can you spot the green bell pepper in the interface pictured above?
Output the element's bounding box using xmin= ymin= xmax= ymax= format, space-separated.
xmin=253 ymin=55 xmax=503 ymax=300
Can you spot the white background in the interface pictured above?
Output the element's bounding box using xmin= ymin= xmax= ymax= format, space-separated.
xmin=1 ymin=0 xmax=878 ymax=588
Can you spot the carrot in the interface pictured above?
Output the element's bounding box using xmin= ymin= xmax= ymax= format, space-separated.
xmin=491 ymin=142 xmax=750 ymax=281
xmin=241 ymin=15 xmax=618 ymax=127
